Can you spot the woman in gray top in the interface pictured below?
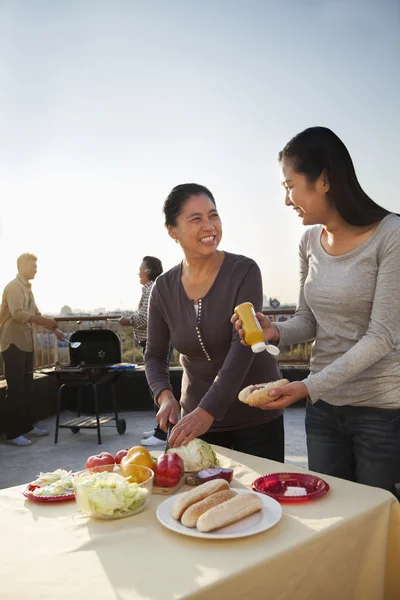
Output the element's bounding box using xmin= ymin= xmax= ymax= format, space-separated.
xmin=145 ymin=183 xmax=284 ymax=460
xmin=234 ymin=127 xmax=400 ymax=495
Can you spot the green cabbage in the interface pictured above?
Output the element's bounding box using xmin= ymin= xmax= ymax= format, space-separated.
xmin=167 ymin=439 xmax=219 ymax=472
xmin=74 ymin=471 xmax=148 ymax=518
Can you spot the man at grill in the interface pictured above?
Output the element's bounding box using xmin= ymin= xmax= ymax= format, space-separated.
xmin=0 ymin=253 xmax=64 ymax=446
xmin=119 ymin=255 xmax=168 ymax=446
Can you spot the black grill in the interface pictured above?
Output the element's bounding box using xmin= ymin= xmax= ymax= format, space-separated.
xmin=53 ymin=328 xmax=131 ymax=444
xmin=69 ymin=328 xmax=121 ymax=366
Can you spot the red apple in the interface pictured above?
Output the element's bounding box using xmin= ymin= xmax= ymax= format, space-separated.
xmin=86 ymin=452 xmax=115 ymax=472
xmin=155 ymin=452 xmax=184 ymax=487
xmin=115 ymin=449 xmax=129 ymax=465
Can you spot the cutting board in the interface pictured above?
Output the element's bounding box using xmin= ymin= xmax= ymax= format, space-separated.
xmin=153 ymin=474 xmax=187 ymax=495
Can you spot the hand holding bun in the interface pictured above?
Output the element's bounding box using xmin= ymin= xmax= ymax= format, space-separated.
xmin=238 ymin=379 xmax=290 ymax=407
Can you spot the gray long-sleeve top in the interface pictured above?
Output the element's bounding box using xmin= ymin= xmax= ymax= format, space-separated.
xmin=277 ymin=213 xmax=400 ymax=408
xmin=145 ymin=252 xmax=282 ymax=431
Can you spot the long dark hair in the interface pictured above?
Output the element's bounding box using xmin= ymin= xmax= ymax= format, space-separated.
xmin=278 ymin=127 xmax=390 ymax=226
xmin=163 ymin=183 xmax=216 ymax=226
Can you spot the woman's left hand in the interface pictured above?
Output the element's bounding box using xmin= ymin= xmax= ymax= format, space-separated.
xmin=259 ymin=381 xmax=309 ymax=410
xmin=168 ymin=407 xmax=215 ymax=448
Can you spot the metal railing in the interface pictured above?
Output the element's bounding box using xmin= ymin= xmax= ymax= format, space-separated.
xmin=0 ymin=316 xmax=142 ymax=380
xmin=37 ymin=316 xmax=144 ymax=369
xmin=262 ymin=309 xmax=312 ymax=364
xmin=0 ymin=309 xmax=310 ymax=380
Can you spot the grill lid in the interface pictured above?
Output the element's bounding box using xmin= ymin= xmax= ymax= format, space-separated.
xmin=69 ymin=329 xmax=122 ymax=366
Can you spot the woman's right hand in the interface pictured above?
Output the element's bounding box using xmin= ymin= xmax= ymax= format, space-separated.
xmin=156 ymin=391 xmax=180 ymax=432
xmin=231 ymin=312 xmax=280 ymax=346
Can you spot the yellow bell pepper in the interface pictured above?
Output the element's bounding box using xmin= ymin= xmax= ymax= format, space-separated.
xmin=120 ymin=446 xmax=154 ymax=483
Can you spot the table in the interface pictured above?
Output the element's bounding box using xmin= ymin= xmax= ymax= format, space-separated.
xmin=1 ymin=447 xmax=399 ymax=600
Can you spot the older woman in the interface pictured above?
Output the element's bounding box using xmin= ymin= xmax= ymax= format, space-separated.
xmin=144 ymin=183 xmax=284 ymax=460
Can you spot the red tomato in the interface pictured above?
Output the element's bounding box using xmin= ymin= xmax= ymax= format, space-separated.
xmin=155 ymin=452 xmax=184 ymax=487
xmin=86 ymin=452 xmax=115 ymax=472
xmin=115 ymin=449 xmax=129 ymax=465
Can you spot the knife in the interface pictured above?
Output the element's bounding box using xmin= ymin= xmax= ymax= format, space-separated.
xmin=164 ymin=422 xmax=172 ymax=454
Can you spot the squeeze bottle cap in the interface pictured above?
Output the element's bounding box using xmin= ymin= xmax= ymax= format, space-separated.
xmin=266 ymin=344 xmax=280 ymax=356
xmin=251 ymin=342 xmax=267 ymax=353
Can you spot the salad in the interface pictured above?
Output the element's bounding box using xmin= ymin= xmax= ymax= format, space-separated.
xmin=30 ymin=469 xmax=74 ymax=497
xmin=74 ymin=471 xmax=149 ymax=518
xmin=31 ymin=469 xmax=72 ymax=487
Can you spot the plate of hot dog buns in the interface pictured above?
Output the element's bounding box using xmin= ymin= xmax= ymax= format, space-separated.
xmin=156 ymin=479 xmax=282 ymax=539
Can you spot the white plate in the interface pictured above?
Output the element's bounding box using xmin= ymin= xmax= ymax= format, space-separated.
xmin=156 ymin=488 xmax=283 ymax=540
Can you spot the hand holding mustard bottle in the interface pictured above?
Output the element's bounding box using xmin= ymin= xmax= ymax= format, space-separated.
xmin=233 ymin=303 xmax=280 ymax=356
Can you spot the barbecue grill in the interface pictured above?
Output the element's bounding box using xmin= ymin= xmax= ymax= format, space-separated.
xmin=53 ymin=328 xmax=134 ymax=444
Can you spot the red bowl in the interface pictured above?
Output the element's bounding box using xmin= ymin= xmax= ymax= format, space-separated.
xmin=252 ymin=472 xmax=329 ymax=503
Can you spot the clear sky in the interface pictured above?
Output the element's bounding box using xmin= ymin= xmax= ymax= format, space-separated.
xmin=1 ymin=0 xmax=399 ymax=314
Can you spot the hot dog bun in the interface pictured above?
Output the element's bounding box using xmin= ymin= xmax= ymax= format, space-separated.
xmin=196 ymin=492 xmax=263 ymax=532
xmin=238 ymin=379 xmax=290 ymax=407
xmin=171 ymin=479 xmax=230 ymax=520
xmin=181 ymin=489 xmax=237 ymax=528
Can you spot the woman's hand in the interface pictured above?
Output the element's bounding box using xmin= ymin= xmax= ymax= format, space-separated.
xmin=156 ymin=392 xmax=180 ymax=431
xmin=259 ymin=381 xmax=308 ymax=410
xmin=168 ymin=407 xmax=214 ymax=448
xmin=231 ymin=312 xmax=280 ymax=346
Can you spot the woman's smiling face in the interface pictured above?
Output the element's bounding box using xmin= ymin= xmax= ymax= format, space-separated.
xmin=167 ymin=193 xmax=222 ymax=256
xmin=280 ymin=160 xmax=331 ymax=226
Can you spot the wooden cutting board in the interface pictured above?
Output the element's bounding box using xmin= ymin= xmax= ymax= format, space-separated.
xmin=153 ymin=474 xmax=187 ymax=495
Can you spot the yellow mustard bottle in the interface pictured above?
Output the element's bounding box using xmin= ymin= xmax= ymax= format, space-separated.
xmin=234 ymin=302 xmax=280 ymax=355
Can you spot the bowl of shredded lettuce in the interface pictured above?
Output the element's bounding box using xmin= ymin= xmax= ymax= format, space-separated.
xmin=73 ymin=466 xmax=153 ymax=520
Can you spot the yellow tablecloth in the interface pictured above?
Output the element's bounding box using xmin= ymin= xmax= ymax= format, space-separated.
xmin=1 ymin=447 xmax=399 ymax=600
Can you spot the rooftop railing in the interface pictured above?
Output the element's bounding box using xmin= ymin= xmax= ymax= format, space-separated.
xmin=0 ymin=309 xmax=310 ymax=380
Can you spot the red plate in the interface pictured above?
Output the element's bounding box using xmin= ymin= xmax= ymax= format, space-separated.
xmin=252 ymin=472 xmax=329 ymax=503
xmin=23 ymin=484 xmax=75 ymax=503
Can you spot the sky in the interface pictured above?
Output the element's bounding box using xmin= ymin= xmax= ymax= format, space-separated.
xmin=0 ymin=0 xmax=399 ymax=314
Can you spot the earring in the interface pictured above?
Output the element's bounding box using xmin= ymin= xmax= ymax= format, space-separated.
xmin=175 ymin=239 xmax=179 ymax=244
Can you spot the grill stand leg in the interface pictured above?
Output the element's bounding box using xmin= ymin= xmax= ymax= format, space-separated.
xmin=111 ymin=382 xmax=119 ymax=425
xmin=54 ymin=384 xmax=66 ymax=444
xmin=92 ymin=383 xmax=102 ymax=445
xmin=77 ymin=387 xmax=83 ymax=417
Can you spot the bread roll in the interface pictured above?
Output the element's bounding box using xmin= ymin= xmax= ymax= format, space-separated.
xmin=171 ymin=479 xmax=230 ymax=520
xmin=197 ymin=493 xmax=263 ymax=532
xmin=238 ymin=379 xmax=290 ymax=407
xmin=181 ymin=489 xmax=237 ymax=528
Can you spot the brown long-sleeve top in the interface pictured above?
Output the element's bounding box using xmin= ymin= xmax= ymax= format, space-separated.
xmin=145 ymin=252 xmax=282 ymax=432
